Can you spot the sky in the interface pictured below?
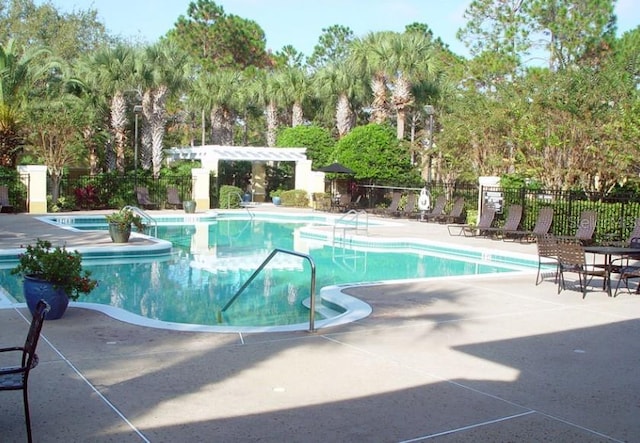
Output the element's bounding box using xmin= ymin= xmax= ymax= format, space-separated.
xmin=41 ymin=0 xmax=640 ymax=59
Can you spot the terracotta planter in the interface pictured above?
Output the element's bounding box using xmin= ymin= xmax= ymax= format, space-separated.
xmin=23 ymin=275 xmax=69 ymax=320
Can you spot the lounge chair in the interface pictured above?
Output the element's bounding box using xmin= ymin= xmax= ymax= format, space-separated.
xmin=482 ymin=204 xmax=523 ymax=239
xmin=557 ymin=210 xmax=597 ymax=245
xmin=0 ymin=185 xmax=14 ymax=213
xmin=509 ymin=206 xmax=554 ymax=242
xmin=436 ymin=197 xmax=465 ymax=224
xmin=374 ymin=191 xmax=401 ymax=216
xmin=135 ymin=186 xmax=159 ymax=210
xmin=166 ymin=186 xmax=183 ymax=209
xmin=447 ymin=206 xmax=496 ymax=237
xmin=332 ymin=194 xmax=352 ymax=212
xmin=557 ymin=241 xmax=608 ymax=298
xmin=398 ymin=193 xmax=417 ymax=218
xmin=349 ymin=194 xmax=362 ymax=210
xmin=605 ymin=217 xmax=640 ymax=247
xmin=419 ymin=194 xmax=447 ymax=222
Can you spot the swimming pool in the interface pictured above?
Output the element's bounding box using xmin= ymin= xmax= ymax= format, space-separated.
xmin=0 ymin=212 xmax=536 ymax=332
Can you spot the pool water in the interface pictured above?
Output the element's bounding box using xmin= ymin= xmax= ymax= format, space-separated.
xmin=0 ymin=218 xmax=526 ymax=328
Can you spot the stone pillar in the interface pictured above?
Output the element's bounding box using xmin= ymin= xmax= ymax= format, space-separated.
xmin=478 ymin=176 xmax=501 ymax=224
xmin=191 ymin=168 xmax=211 ymax=211
xmin=18 ymin=165 xmax=48 ymax=213
xmin=251 ymin=162 xmax=266 ymax=202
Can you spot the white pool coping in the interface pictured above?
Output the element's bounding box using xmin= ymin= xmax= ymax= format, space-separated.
xmin=0 ymin=212 xmax=540 ymax=333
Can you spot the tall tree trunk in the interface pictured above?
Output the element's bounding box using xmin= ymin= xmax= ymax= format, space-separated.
xmin=221 ymin=107 xmax=234 ymax=145
xmin=210 ymin=106 xmax=225 ymax=144
xmin=111 ymin=91 xmax=127 ymax=174
xmin=336 ymin=93 xmax=354 ymax=138
xmin=83 ymin=126 xmax=99 ymax=175
xmin=370 ymin=74 xmax=388 ymax=124
xmin=150 ymin=85 xmax=168 ymax=178
xmin=292 ymin=101 xmax=304 ymax=127
xmin=141 ymin=92 xmax=153 ymax=170
xmin=266 ymin=100 xmax=278 ymax=147
xmin=393 ymin=74 xmax=413 ymax=140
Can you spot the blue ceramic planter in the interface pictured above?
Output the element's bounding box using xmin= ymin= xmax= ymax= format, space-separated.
xmin=23 ymin=275 xmax=70 ymax=320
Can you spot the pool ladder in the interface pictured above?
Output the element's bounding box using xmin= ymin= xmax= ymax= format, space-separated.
xmin=333 ymin=209 xmax=368 ymax=246
xmin=218 ymin=248 xmax=317 ymax=332
xmin=225 ymin=192 xmax=255 ymax=219
xmin=123 ymin=205 xmax=158 ymax=237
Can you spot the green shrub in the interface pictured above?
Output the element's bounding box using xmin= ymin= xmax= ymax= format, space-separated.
xmin=219 ymin=185 xmax=243 ymax=208
xmin=281 ymin=189 xmax=309 ymax=207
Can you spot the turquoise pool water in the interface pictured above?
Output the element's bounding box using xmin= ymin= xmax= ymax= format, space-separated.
xmin=0 ymin=216 xmax=531 ymax=328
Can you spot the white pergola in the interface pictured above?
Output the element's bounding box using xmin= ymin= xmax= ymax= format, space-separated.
xmin=165 ymin=146 xmax=309 ymax=163
xmin=164 ymin=145 xmax=325 ymax=205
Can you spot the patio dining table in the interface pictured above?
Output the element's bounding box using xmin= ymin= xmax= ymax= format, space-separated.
xmin=583 ymin=246 xmax=640 ymax=296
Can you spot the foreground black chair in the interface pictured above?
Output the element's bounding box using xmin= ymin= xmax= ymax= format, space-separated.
xmin=0 ymin=300 xmax=50 ymax=443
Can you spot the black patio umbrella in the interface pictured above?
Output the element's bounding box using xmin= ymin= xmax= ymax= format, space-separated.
xmin=318 ymin=162 xmax=354 ymax=174
xmin=318 ymin=163 xmax=355 ymax=196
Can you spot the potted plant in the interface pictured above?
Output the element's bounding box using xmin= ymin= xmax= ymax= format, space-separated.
xmin=105 ymin=208 xmax=145 ymax=243
xmin=270 ymin=189 xmax=283 ymax=206
xmin=11 ymin=239 xmax=98 ymax=319
xmin=183 ymin=200 xmax=196 ymax=213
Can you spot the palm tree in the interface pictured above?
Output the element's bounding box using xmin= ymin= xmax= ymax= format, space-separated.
xmin=386 ymin=32 xmax=438 ymax=140
xmin=189 ymin=68 xmax=242 ymax=146
xmin=249 ymin=69 xmax=285 ymax=147
xmin=349 ymin=32 xmax=394 ymax=125
xmin=275 ymin=67 xmax=310 ymax=127
xmin=136 ymin=41 xmax=188 ymax=177
xmin=84 ymin=44 xmax=136 ymax=174
xmin=312 ymin=61 xmax=367 ymax=138
xmin=0 ymin=39 xmax=52 ymax=167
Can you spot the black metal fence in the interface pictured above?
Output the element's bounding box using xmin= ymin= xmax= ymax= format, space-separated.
xmin=0 ymin=172 xmax=29 ymax=213
xmin=57 ymin=174 xmax=193 ymax=211
xmin=360 ymin=182 xmax=640 ymax=244
xmin=13 ymin=173 xmax=640 ymax=244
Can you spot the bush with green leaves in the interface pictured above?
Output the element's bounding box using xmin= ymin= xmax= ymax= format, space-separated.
xmin=219 ymin=185 xmax=243 ymax=209
xmin=332 ymin=124 xmax=420 ymax=186
xmin=276 ymin=125 xmax=335 ymax=169
xmin=281 ymin=189 xmax=309 ymax=207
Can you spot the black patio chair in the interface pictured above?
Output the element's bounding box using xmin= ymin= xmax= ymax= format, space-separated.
xmin=0 ymin=300 xmax=50 ymax=443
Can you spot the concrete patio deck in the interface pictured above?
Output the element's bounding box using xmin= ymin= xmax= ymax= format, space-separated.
xmin=1 ymin=208 xmax=639 ymax=442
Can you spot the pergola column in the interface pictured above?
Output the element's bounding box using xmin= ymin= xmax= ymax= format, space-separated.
xmin=18 ymin=165 xmax=47 ymax=213
xmin=251 ymin=162 xmax=266 ymax=202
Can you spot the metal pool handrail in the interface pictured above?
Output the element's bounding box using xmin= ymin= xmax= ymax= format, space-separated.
xmin=123 ymin=205 xmax=158 ymax=237
xmin=334 ymin=209 xmax=369 ymax=241
xmin=219 ymin=248 xmax=317 ymax=332
xmin=226 ymin=192 xmax=255 ymax=219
